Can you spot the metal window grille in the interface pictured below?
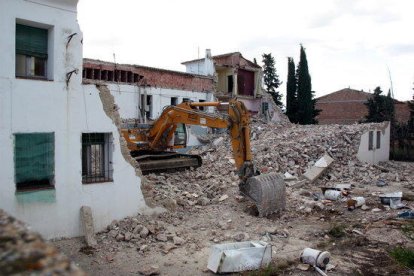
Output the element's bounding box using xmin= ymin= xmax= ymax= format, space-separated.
xmin=14 ymin=133 xmax=55 ymax=191
xmin=82 ymin=133 xmax=113 ymax=184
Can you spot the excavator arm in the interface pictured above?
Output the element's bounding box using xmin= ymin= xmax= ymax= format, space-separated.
xmin=122 ymin=99 xmax=285 ymax=216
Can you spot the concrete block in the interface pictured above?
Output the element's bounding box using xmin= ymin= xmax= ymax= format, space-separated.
xmin=80 ymin=206 xmax=97 ymax=247
xmin=303 ymin=154 xmax=334 ymax=183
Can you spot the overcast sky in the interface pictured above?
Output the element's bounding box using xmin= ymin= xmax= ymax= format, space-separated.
xmin=78 ymin=0 xmax=414 ymax=102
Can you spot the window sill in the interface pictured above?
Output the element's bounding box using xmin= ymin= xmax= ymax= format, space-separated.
xmin=82 ymin=179 xmax=114 ymax=185
xmin=16 ymin=188 xmax=56 ymax=204
xmin=16 ymin=185 xmax=55 ymax=194
xmin=15 ymin=76 xmax=53 ymax=81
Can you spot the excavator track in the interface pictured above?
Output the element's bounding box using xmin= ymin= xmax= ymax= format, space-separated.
xmin=132 ymin=151 xmax=202 ymax=174
xmin=240 ymin=173 xmax=286 ymax=217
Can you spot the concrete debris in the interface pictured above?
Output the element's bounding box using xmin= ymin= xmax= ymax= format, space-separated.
xmin=303 ymin=154 xmax=334 ymax=183
xmin=80 ymin=206 xmax=97 ymax=247
xmin=207 ymin=241 xmax=271 ymax=273
xmin=138 ymin=265 xmax=160 ymax=276
xmin=297 ymin=263 xmax=311 ymax=271
xmin=218 ymin=194 xmax=229 ymax=201
xmin=212 ymin=137 xmax=224 ymax=146
xmin=53 ymin=118 xmax=414 ymax=275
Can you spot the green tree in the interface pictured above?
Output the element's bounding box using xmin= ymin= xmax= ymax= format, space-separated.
xmin=262 ymin=53 xmax=282 ymax=107
xmin=409 ymin=86 xmax=414 ymax=126
xmin=364 ymin=86 xmax=395 ymax=122
xmin=286 ymin=57 xmax=298 ymax=123
xmin=296 ymin=45 xmax=317 ymax=124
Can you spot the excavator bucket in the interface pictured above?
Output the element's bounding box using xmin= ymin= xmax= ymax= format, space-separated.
xmin=241 ymin=173 xmax=286 ymax=217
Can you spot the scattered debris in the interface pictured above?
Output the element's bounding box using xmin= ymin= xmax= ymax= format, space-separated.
xmin=138 ymin=265 xmax=160 ymax=276
xmin=207 ymin=241 xmax=271 ymax=273
xmin=376 ymin=179 xmax=388 ymax=187
xmin=300 ymin=248 xmax=331 ymax=268
xmin=303 ymin=154 xmax=334 ymax=183
xmin=398 ymin=211 xmax=414 ymax=219
xmin=379 ymin=192 xmax=403 ymax=205
xmin=324 ymin=190 xmax=342 ymax=201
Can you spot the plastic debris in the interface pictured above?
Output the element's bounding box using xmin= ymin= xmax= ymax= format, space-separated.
xmin=398 ymin=210 xmax=414 ymax=219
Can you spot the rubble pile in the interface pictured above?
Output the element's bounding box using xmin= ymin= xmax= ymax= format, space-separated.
xmin=146 ymin=121 xmax=394 ymax=209
xmin=0 ymin=210 xmax=85 ymax=275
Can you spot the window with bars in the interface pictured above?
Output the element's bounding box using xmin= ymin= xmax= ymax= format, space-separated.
xmin=82 ymin=133 xmax=113 ymax=184
xmin=15 ymin=23 xmax=49 ymax=79
xmin=14 ymin=133 xmax=55 ymax=192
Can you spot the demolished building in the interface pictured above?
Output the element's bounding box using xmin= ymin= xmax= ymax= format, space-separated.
xmin=182 ymin=50 xmax=266 ymax=115
xmin=82 ymin=59 xmax=215 ymax=147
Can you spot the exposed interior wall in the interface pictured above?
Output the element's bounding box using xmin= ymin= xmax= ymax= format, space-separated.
xmin=216 ymin=68 xmax=234 ymax=94
xmin=0 ymin=0 xmax=148 ymax=239
xmin=357 ymin=122 xmax=390 ymax=164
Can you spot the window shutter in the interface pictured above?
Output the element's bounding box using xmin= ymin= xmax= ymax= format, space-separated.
xmin=16 ymin=24 xmax=48 ymax=58
xmin=15 ymin=133 xmax=54 ymax=185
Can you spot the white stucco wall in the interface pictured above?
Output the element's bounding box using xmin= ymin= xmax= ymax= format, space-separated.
xmin=0 ymin=0 xmax=147 ymax=239
xmin=357 ymin=122 xmax=390 ymax=164
xmin=106 ymin=84 xmax=212 ymax=119
xmin=106 ymin=84 xmax=213 ymax=146
xmin=184 ymin=58 xmax=214 ymax=77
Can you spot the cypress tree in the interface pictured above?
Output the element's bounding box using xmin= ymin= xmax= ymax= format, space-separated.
xmin=262 ymin=53 xmax=282 ymax=107
xmin=296 ymin=45 xmax=315 ymax=124
xmin=286 ymin=57 xmax=298 ymax=123
xmin=409 ymin=86 xmax=414 ymax=126
xmin=364 ymin=86 xmax=395 ymax=123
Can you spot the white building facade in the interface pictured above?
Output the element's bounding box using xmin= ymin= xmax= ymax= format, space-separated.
xmin=0 ymin=0 xmax=148 ymax=239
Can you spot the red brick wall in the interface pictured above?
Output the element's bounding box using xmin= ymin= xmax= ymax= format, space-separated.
xmin=316 ymin=88 xmax=411 ymax=124
xmin=83 ymin=59 xmax=214 ymax=92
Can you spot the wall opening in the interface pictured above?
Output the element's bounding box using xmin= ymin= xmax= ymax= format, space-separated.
xmin=82 ymin=133 xmax=113 ymax=184
xmin=14 ymin=133 xmax=55 ymax=192
xmin=368 ymin=131 xmax=374 ymax=150
xmin=227 ymin=75 xmax=233 ymax=93
xmin=15 ymin=23 xmax=49 ymax=79
xmin=171 ymin=97 xmax=178 ymax=106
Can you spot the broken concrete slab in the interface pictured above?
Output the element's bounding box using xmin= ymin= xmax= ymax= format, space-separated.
xmin=303 ymin=154 xmax=334 ymax=183
xmin=80 ymin=206 xmax=97 ymax=247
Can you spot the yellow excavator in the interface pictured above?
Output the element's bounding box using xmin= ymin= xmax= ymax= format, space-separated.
xmin=121 ymin=99 xmax=285 ymax=216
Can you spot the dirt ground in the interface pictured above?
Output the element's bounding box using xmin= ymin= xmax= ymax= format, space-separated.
xmin=54 ymin=165 xmax=414 ymax=275
xmin=54 ymin=120 xmax=414 ymax=275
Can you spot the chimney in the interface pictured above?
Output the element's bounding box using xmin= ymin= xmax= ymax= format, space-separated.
xmin=205 ymin=49 xmax=212 ymax=59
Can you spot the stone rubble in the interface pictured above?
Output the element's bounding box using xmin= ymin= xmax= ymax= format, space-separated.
xmin=94 ymin=119 xmax=414 ymax=250
xmin=52 ymin=117 xmax=414 ymax=275
xmin=145 ymin=120 xmax=398 ymax=210
xmin=0 ymin=209 xmax=85 ymax=275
